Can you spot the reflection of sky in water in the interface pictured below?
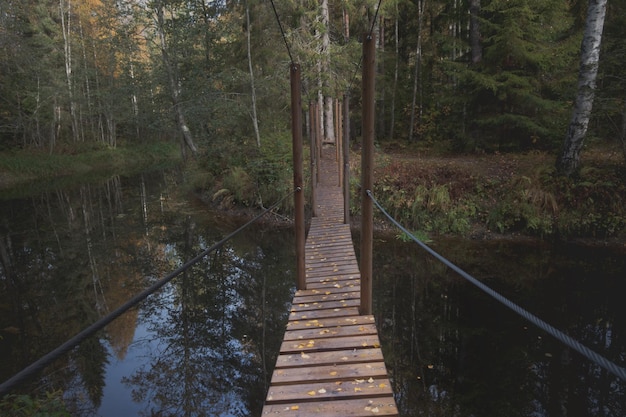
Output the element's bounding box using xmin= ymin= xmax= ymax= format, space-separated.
xmin=97 ymin=276 xmax=251 ymax=417
xmin=98 ymin=321 xmax=152 ymax=417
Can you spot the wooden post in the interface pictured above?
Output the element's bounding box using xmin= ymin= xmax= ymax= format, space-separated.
xmin=335 ymin=98 xmax=340 ymax=165
xmin=316 ymin=102 xmax=321 ymax=184
xmin=291 ymin=63 xmax=306 ymax=291
xmin=337 ymin=99 xmax=343 ymax=187
xmin=360 ymin=34 xmax=375 ymax=315
xmin=309 ymin=102 xmax=317 ymax=216
xmin=343 ymin=93 xmax=350 ymax=225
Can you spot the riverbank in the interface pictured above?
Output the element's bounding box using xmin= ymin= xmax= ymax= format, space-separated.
xmin=200 ymin=140 xmax=626 ymax=246
xmin=1 ymin=140 xmax=624 ymax=245
xmin=0 ymin=142 xmax=181 ymax=198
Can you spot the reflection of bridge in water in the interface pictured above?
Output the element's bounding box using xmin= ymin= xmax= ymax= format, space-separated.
xmin=261 ymin=147 xmax=399 ymax=416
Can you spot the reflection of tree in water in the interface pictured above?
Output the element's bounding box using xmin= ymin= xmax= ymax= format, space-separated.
xmin=373 ymin=238 xmax=625 ymax=417
xmin=123 ymin=217 xmax=293 ymax=416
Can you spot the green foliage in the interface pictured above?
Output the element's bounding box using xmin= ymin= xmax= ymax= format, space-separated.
xmin=449 ymin=0 xmax=576 ymax=151
xmin=202 ymin=131 xmax=295 ymax=211
xmin=0 ymin=392 xmax=69 ymax=417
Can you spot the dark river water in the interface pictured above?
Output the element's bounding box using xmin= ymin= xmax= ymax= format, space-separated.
xmin=0 ymin=169 xmax=624 ymax=416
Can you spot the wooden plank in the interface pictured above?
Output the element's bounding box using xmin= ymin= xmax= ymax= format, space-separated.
xmin=276 ymin=348 xmax=383 ymax=369
xmin=271 ymin=361 xmax=389 ymax=384
xmin=261 ymin=397 xmax=399 ymax=417
xmin=293 ymin=291 xmax=360 ymax=304
xmin=265 ymin=377 xmax=393 ymax=403
xmin=291 ymin=298 xmax=360 ymax=312
xmin=284 ymin=323 xmax=378 ymax=341
xmin=280 ymin=335 xmax=381 ymax=353
xmin=275 ymin=348 xmax=384 ymax=369
xmin=286 ymin=315 xmax=375 ymax=331
xmin=305 ymin=279 xmax=360 ymax=290
xmin=289 ymin=307 xmax=359 ymax=321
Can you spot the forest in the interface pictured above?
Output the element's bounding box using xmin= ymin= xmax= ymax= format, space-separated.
xmin=1 ymin=0 xmax=625 ymax=238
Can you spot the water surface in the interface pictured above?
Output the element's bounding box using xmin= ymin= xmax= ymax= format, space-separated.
xmin=1 ymin=170 xmax=624 ymax=416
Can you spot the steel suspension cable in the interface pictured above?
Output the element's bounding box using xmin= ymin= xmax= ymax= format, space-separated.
xmin=268 ymin=0 xmax=294 ymax=64
xmin=346 ymin=0 xmax=384 ymax=97
xmin=0 ymin=188 xmax=299 ymax=396
xmin=366 ymin=189 xmax=626 ymax=382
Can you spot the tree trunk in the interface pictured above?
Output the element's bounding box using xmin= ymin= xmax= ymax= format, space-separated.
xmin=409 ymin=0 xmax=425 ymax=142
xmin=320 ymin=0 xmax=335 ymax=143
xmin=60 ymin=0 xmax=80 ymax=142
xmin=556 ymin=0 xmax=607 ymax=177
xmin=620 ymin=96 xmax=626 ymax=161
xmin=389 ymin=6 xmax=399 ymax=139
xmin=155 ymin=4 xmax=198 ymax=159
xmin=377 ymin=15 xmax=386 ymax=139
xmin=245 ymin=0 xmax=261 ymax=148
xmin=469 ymin=0 xmax=482 ymax=65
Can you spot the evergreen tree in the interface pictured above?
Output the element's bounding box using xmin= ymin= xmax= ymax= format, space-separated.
xmin=457 ymin=0 xmax=575 ymax=151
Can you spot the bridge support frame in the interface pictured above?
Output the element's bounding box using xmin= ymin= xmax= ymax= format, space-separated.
xmin=360 ymin=34 xmax=375 ymax=315
xmin=291 ymin=63 xmax=306 ymax=291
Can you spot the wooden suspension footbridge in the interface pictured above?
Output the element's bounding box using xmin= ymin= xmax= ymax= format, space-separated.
xmin=261 ymin=147 xmax=398 ymax=416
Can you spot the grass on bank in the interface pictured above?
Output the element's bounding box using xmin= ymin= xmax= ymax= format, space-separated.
xmin=351 ymin=140 xmax=626 ymax=240
xmin=0 ymin=141 xmax=180 ymax=196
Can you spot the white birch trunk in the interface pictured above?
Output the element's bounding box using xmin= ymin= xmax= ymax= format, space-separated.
xmin=409 ymin=0 xmax=425 ymax=142
xmin=60 ymin=0 xmax=80 ymax=142
xmin=155 ymin=5 xmax=198 ymax=159
xmin=321 ymin=0 xmax=335 ymax=143
xmin=556 ymin=0 xmax=607 ymax=176
xmin=245 ymin=0 xmax=261 ymax=148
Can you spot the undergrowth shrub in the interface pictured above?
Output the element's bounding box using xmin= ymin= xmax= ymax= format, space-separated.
xmin=0 ymin=392 xmax=69 ymax=417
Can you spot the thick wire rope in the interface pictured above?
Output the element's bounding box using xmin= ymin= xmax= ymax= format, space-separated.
xmin=347 ymin=0 xmax=384 ymax=97
xmin=0 ymin=188 xmax=299 ymax=396
xmin=268 ymin=0 xmax=294 ymax=64
xmin=366 ymin=189 xmax=626 ymax=382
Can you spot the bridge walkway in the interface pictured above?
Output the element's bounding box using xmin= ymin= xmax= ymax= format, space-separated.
xmin=261 ymin=147 xmax=398 ymax=416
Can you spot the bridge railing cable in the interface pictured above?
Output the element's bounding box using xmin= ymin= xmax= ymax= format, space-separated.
xmin=268 ymin=0 xmax=294 ymax=64
xmin=0 ymin=188 xmax=298 ymax=397
xmin=366 ymin=189 xmax=626 ymax=382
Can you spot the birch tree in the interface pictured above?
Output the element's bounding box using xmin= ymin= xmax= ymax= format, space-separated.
xmin=320 ymin=0 xmax=335 ymax=143
xmin=60 ymin=0 xmax=81 ymax=142
xmin=153 ymin=1 xmax=198 ymax=160
xmin=556 ymin=0 xmax=608 ymax=177
xmin=245 ymin=0 xmax=261 ymax=148
xmin=408 ymin=0 xmax=425 ymax=142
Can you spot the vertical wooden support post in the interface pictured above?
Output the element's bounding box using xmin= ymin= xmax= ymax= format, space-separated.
xmin=291 ymin=64 xmax=306 ymax=291
xmin=343 ymin=93 xmax=350 ymax=225
xmin=360 ymin=34 xmax=375 ymax=315
xmin=316 ymin=102 xmax=321 ymax=184
xmin=337 ymin=99 xmax=343 ymax=187
xmin=309 ymin=102 xmax=317 ymax=216
xmin=335 ymin=99 xmax=340 ymax=164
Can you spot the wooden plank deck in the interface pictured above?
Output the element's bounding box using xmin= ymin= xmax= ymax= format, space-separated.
xmin=261 ymin=147 xmax=398 ymax=417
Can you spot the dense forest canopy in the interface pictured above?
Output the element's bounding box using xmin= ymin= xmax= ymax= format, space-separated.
xmin=0 ymin=0 xmax=624 ymax=162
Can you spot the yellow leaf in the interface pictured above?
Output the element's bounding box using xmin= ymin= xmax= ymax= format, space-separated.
xmin=354 ymin=387 xmax=362 ymax=392
xmin=307 ymin=390 xmax=316 ymax=396
xmin=329 ymin=371 xmax=338 ymax=376
xmin=379 ymin=383 xmax=387 ymax=388
xmin=290 ymin=406 xmax=299 ymax=410
xmin=367 ymin=377 xmax=374 ymax=383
